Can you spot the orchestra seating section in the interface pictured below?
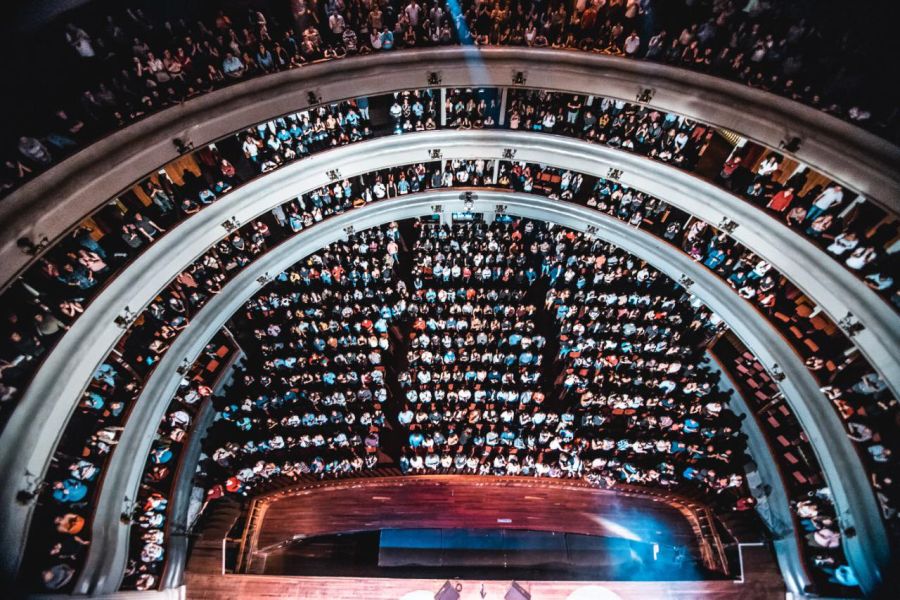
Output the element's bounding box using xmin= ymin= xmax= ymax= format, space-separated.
xmin=0 ymin=2 xmax=897 ymax=599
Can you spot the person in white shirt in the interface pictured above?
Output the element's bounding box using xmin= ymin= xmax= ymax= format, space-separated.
xmin=826 ymin=231 xmax=858 ymax=256
xmin=844 ymin=246 xmax=875 ymax=270
xmin=805 ymin=185 xmax=843 ymax=221
xmin=754 ymin=155 xmax=780 ymax=180
xmin=624 ymin=32 xmax=641 ymax=56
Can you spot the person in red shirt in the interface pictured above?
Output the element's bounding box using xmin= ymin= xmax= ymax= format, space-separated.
xmin=766 ymin=186 xmax=795 ymax=212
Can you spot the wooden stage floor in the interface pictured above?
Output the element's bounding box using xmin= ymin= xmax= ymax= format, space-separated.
xmin=187 ymin=476 xmax=785 ymax=599
xmin=251 ymin=476 xmax=701 ymax=555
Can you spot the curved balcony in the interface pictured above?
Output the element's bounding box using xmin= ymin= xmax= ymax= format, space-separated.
xmin=2 ymin=48 xmax=898 ymax=289
xmin=2 ymin=74 xmax=897 ymax=455
xmin=1 ymin=132 xmax=894 ymax=592
xmin=2 ymin=76 xmax=897 ymax=455
xmin=34 ymin=186 xmax=880 ymax=595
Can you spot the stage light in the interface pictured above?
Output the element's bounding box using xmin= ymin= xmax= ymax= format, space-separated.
xmin=506 ymin=581 xmax=531 ymax=600
xmin=434 ymin=580 xmax=461 ymax=600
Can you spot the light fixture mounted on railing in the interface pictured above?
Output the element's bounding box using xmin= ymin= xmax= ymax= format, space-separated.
xmin=114 ymin=306 xmax=138 ymax=329
xmin=460 ymin=191 xmax=477 ymax=212
xmin=838 ymin=312 xmax=865 ymax=337
xmin=173 ymin=137 xmax=194 ymax=155
xmin=15 ymin=471 xmax=44 ymax=505
xmin=718 ymin=217 xmax=739 ymax=233
xmin=16 ymin=236 xmax=50 ymax=256
xmin=636 ymin=88 xmax=655 ymax=103
xmin=175 ymin=358 xmax=192 ymax=376
xmin=221 ymin=216 xmax=240 ymax=233
xmin=779 ymin=136 xmax=802 ymax=153
xmin=770 ymin=363 xmax=786 ymax=382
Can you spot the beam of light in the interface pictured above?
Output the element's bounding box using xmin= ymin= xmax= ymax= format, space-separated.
xmin=446 ymin=0 xmax=472 ymax=45
xmin=445 ymin=0 xmax=491 ymax=83
xmin=593 ymin=516 xmax=642 ymax=541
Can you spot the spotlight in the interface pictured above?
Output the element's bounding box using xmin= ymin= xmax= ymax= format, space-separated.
xmin=434 ymin=580 xmax=461 ymax=600
xmin=460 ymin=191 xmax=477 ymax=211
xmin=506 ymin=582 xmax=531 ymax=600
xmin=427 ymin=71 xmax=442 ymax=86
xmin=512 ymin=71 xmax=527 ymax=86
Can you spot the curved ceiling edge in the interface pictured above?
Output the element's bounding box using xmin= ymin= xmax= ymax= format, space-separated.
xmin=0 ymin=133 xmax=893 ymax=584
xmin=80 ymin=191 xmax=885 ymax=595
xmin=1 ymin=47 xmax=897 ymax=287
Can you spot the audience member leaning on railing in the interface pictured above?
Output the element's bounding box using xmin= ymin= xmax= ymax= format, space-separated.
xmin=3 ymin=0 xmax=896 ymax=195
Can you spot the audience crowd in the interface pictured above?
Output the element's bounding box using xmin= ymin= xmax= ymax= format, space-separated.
xmin=499 ymin=159 xmax=898 ymax=527
xmin=395 ymin=218 xmax=751 ymax=505
xmin=4 ymin=0 xmax=894 ymax=195
xmin=121 ymin=335 xmax=235 ymax=591
xmin=199 ymin=225 xmax=406 ymax=495
xmin=714 ymin=339 xmax=860 ymax=593
xmin=504 ymin=89 xmax=897 ymax=297
xmin=4 ymin=82 xmax=895 ymax=449
xmin=7 ymin=62 xmax=893 ymax=594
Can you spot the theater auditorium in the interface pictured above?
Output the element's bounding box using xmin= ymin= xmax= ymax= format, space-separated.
xmin=0 ymin=1 xmax=897 ymax=599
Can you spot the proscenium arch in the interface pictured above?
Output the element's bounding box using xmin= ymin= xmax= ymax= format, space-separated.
xmin=0 ymin=132 xmax=892 ymax=589
xmin=78 ymin=191 xmax=887 ymax=595
xmin=1 ymin=47 xmax=898 ymax=287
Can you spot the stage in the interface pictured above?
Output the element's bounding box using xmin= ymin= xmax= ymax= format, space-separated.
xmin=185 ymin=476 xmax=784 ymax=598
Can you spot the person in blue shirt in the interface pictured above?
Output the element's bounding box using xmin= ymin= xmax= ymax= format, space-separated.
xmin=409 ymin=430 xmax=424 ymax=448
xmin=380 ymin=28 xmax=394 ymax=50
xmin=53 ymin=478 xmax=88 ymax=503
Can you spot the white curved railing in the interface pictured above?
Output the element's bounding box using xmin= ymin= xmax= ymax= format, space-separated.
xmin=0 ymin=132 xmax=893 ymax=593
xmin=1 ymin=48 xmax=898 ymax=288
xmin=60 ymin=187 xmax=884 ymax=595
